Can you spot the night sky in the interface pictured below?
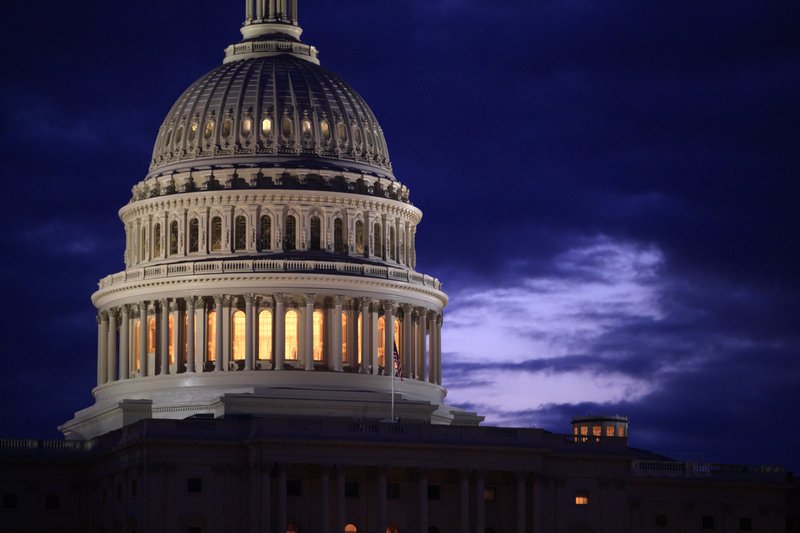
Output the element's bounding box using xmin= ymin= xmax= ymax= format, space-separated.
xmin=1 ymin=1 xmax=798 ymax=473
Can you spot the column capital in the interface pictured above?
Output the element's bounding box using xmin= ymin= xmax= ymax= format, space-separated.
xmin=159 ymin=298 xmax=169 ymax=309
xmin=436 ymin=313 xmax=443 ymax=326
xmin=119 ymin=304 xmax=130 ymax=317
xmin=107 ymin=308 xmax=118 ymax=321
xmin=244 ymin=293 xmax=255 ymax=305
xmin=169 ymin=299 xmax=179 ymax=312
xmin=186 ymin=296 xmax=196 ymax=309
xmin=382 ymin=300 xmax=397 ymax=313
xmin=213 ymin=294 xmax=224 ymax=305
xmin=274 ymin=293 xmax=286 ymax=305
xmin=401 ymin=302 xmax=413 ymax=313
xmin=332 ymin=295 xmax=345 ymax=307
xmin=303 ymin=293 xmax=316 ymax=306
xmin=258 ymin=296 xmax=273 ymax=309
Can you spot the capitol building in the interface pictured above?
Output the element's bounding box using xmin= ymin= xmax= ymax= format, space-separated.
xmin=0 ymin=2 xmax=795 ymax=532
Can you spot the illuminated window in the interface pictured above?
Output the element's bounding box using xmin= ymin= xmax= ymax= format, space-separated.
xmin=580 ymin=426 xmax=588 ymax=436
xmin=619 ymin=426 xmax=626 ymax=437
xmin=575 ymin=492 xmax=589 ymax=505
xmin=168 ymin=314 xmax=175 ymax=364
xmin=261 ymin=117 xmax=272 ymax=137
xmin=334 ymin=218 xmax=345 ymax=254
xmin=188 ymin=121 xmax=198 ymax=142
xmin=313 ymin=309 xmax=324 ymax=361
xmin=286 ymin=523 xmax=300 ymax=533
xmin=285 ymin=215 xmax=297 ymax=251
xmin=344 ymin=525 xmax=358 ymax=533
xmin=573 ymin=427 xmax=579 ymax=436
xmin=188 ymin=219 xmax=199 ymax=253
xmin=234 ymin=215 xmax=247 ymax=251
xmin=134 ymin=320 xmax=141 ymax=370
xmin=285 ymin=310 xmax=298 ymax=360
xmin=221 ymin=118 xmax=232 ymax=139
xmin=341 ymin=313 xmax=348 ymax=363
xmin=355 ymin=220 xmax=365 ymax=256
xmin=169 ymin=221 xmax=179 ymax=255
xmin=207 ymin=311 xmax=216 ymax=362
xmin=281 ymin=116 xmax=293 ymax=139
xmin=386 ymin=526 xmax=398 ymax=533
xmin=592 ymin=425 xmax=601 ymax=437
xmin=203 ymin=119 xmax=214 ymax=140
xmin=389 ymin=226 xmax=396 ymax=261
xmin=259 ymin=215 xmax=271 ymax=250
xmin=184 ymin=313 xmax=188 ymax=354
xmin=337 ymin=120 xmax=347 ymax=143
xmin=241 ymin=117 xmax=253 ymax=137
xmin=357 ymin=313 xmax=362 ymax=364
xmin=320 ymin=119 xmax=331 ymax=141
xmin=394 ymin=318 xmax=401 ymax=356
xmin=258 ymin=310 xmax=272 ymax=360
xmin=148 ymin=317 xmax=156 ymax=353
xmin=377 ymin=316 xmax=386 ymax=366
xmin=374 ymin=223 xmax=382 ymax=258
xmin=301 ymin=118 xmax=312 ymax=138
xmin=153 ymin=223 xmax=162 ymax=257
xmin=210 ymin=217 xmax=222 ymax=251
xmin=310 ymin=216 xmax=321 ymax=250
xmin=606 ymin=426 xmax=615 ymax=437
xmin=232 ymin=310 xmax=246 ymax=361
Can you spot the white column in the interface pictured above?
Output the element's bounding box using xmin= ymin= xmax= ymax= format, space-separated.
xmin=274 ymin=294 xmax=285 ymax=370
xmin=159 ymin=299 xmax=169 ymax=375
xmin=170 ymin=300 xmax=180 ymax=373
xmin=360 ymin=298 xmax=370 ymax=374
xmin=418 ymin=309 xmax=428 ymax=382
xmin=222 ymin=297 xmax=232 ymax=369
xmin=119 ymin=306 xmax=129 ymax=380
xmin=97 ymin=312 xmax=108 ymax=386
xmin=245 ymin=294 xmax=254 ymax=371
xmin=402 ymin=304 xmax=413 ymax=378
xmin=138 ymin=302 xmax=147 ymax=376
xmin=370 ymin=302 xmax=379 ymax=375
xmin=434 ymin=313 xmax=443 ymax=385
xmin=304 ymin=294 xmax=315 ymax=371
xmin=427 ymin=312 xmax=437 ymax=384
xmin=384 ymin=301 xmax=395 ymax=375
xmin=107 ymin=309 xmax=117 ymax=382
xmin=214 ymin=295 xmax=224 ymax=371
xmin=331 ymin=296 xmax=343 ymax=371
xmin=186 ymin=297 xmax=195 ymax=373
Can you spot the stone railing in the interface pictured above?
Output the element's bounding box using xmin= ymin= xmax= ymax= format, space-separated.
xmin=98 ymin=259 xmax=443 ymax=291
xmin=224 ymin=40 xmax=318 ymax=62
xmin=0 ymin=438 xmax=87 ymax=453
xmin=631 ymin=460 xmax=785 ymax=478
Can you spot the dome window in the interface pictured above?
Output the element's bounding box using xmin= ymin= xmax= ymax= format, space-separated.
xmin=373 ymin=222 xmax=383 ymax=258
xmin=389 ymin=226 xmax=396 ymax=261
xmin=241 ymin=117 xmax=253 ymax=137
xmin=153 ymin=223 xmax=162 ymax=257
xmin=355 ymin=220 xmax=365 ymax=256
xmin=310 ymin=216 xmax=321 ymax=250
xmin=232 ymin=311 xmax=246 ymax=361
xmin=221 ymin=119 xmax=232 ymax=139
xmin=258 ymin=310 xmax=273 ymax=361
xmin=285 ymin=310 xmax=299 ymax=360
xmin=210 ymin=217 xmax=222 ymax=252
xmin=313 ymin=309 xmax=324 ymax=361
xmin=302 ymin=117 xmax=312 ymax=139
xmin=284 ymin=215 xmax=297 ymax=251
xmin=336 ymin=120 xmax=347 ymax=144
xmin=234 ymin=215 xmax=247 ymax=250
xmin=188 ymin=219 xmax=199 ymax=253
xmin=333 ymin=218 xmax=345 ymax=254
xmin=188 ymin=122 xmax=198 ymax=142
xmin=259 ymin=215 xmax=272 ymax=251
xmin=207 ymin=311 xmax=217 ymax=363
xmin=164 ymin=130 xmax=172 ymax=149
xmin=281 ymin=115 xmax=293 ymax=139
xmin=203 ymin=119 xmax=215 ymax=140
xmin=261 ymin=117 xmax=272 ymax=137
xmin=169 ymin=221 xmax=179 ymax=255
xmin=175 ymin=122 xmax=184 ymax=143
xmin=320 ymin=119 xmax=331 ymax=141
xmin=353 ymin=126 xmax=363 ymax=148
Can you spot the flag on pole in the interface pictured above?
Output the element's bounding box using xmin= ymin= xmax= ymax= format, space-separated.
xmin=392 ymin=342 xmax=403 ymax=380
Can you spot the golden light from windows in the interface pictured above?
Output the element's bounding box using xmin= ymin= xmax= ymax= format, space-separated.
xmin=592 ymin=425 xmax=601 ymax=437
xmin=261 ymin=117 xmax=272 ymax=136
xmin=242 ymin=117 xmax=253 ymax=136
xmin=285 ymin=310 xmax=298 ymax=360
xmin=148 ymin=318 xmax=156 ymax=353
xmin=320 ymin=119 xmax=330 ymax=140
xmin=168 ymin=314 xmax=175 ymax=364
xmin=313 ymin=309 xmax=324 ymax=361
xmin=357 ymin=313 xmax=362 ymax=364
xmin=207 ymin=311 xmax=217 ymax=362
xmin=606 ymin=426 xmax=615 ymax=437
xmin=134 ymin=320 xmax=141 ymax=370
xmin=259 ymin=310 xmax=272 ymax=360
xmin=394 ymin=318 xmax=401 ymax=357
xmin=222 ymin=118 xmax=232 ymax=138
xmin=232 ymin=310 xmax=246 ymax=361
xmin=203 ymin=119 xmax=214 ymax=139
xmin=344 ymin=525 xmax=357 ymax=533
xmin=341 ymin=313 xmax=348 ymax=363
xmin=619 ymin=426 xmax=626 ymax=437
xmin=302 ymin=118 xmax=312 ymax=137
xmin=580 ymin=425 xmax=588 ymax=436
xmin=377 ymin=316 xmax=386 ymax=365
xmin=575 ymin=492 xmax=589 ymax=505
xmin=188 ymin=122 xmax=198 ymax=142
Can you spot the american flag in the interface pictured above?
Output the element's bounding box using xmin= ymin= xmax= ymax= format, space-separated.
xmin=392 ymin=342 xmax=403 ymax=380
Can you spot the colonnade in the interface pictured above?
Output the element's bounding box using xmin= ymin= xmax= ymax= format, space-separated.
xmin=95 ymin=294 xmax=443 ymax=388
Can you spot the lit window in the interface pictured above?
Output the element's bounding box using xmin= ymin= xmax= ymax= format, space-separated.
xmin=341 ymin=313 xmax=348 ymax=363
xmin=261 ymin=117 xmax=272 ymax=137
xmin=134 ymin=320 xmax=141 ymax=370
xmin=232 ymin=311 xmax=246 ymax=361
xmin=575 ymin=492 xmax=589 ymax=505
xmin=281 ymin=116 xmax=293 ymax=139
xmin=386 ymin=526 xmax=399 ymax=533
xmin=188 ymin=122 xmax=198 ymax=142
xmin=258 ymin=310 xmax=273 ymax=361
xmin=207 ymin=311 xmax=216 ymax=362
xmin=234 ymin=215 xmax=247 ymax=251
xmin=241 ymin=117 xmax=253 ymax=137
xmin=592 ymin=425 xmax=601 ymax=437
xmin=210 ymin=217 xmax=222 ymax=251
xmin=320 ymin=119 xmax=331 ymax=141
xmin=313 ymin=309 xmax=324 ymax=361
xmin=168 ymin=314 xmax=175 ymax=364
xmin=394 ymin=318 xmax=401 ymax=360
xmin=259 ymin=215 xmax=271 ymax=250
xmin=148 ymin=318 xmax=156 ymax=353
xmin=344 ymin=525 xmax=358 ymax=533
xmin=619 ymin=426 xmax=626 ymax=437
xmin=606 ymin=426 xmax=615 ymax=437
xmin=310 ymin=216 xmax=321 ymax=250
xmin=203 ymin=119 xmax=214 ymax=140
xmin=483 ymin=487 xmax=496 ymax=502
xmin=285 ymin=310 xmax=298 ymax=360
xmin=580 ymin=426 xmax=588 ymax=436
xmin=286 ymin=522 xmax=300 ymax=533
xmin=357 ymin=313 xmax=362 ymax=364
xmin=221 ymin=119 xmax=232 ymax=139
xmin=302 ymin=118 xmax=312 ymax=138
xmin=573 ymin=427 xmax=579 ymax=436
xmin=377 ymin=316 xmax=386 ymax=366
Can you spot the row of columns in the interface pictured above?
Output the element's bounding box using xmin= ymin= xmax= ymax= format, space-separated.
xmin=96 ymin=294 xmax=443 ymax=387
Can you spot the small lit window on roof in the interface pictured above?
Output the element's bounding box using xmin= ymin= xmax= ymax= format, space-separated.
xmin=575 ymin=492 xmax=589 ymax=505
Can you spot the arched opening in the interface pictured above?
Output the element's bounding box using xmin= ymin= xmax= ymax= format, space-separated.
xmin=134 ymin=320 xmax=141 ymax=371
xmin=355 ymin=220 xmax=365 ymax=256
xmin=389 ymin=226 xmax=396 ymax=261
xmin=357 ymin=313 xmax=363 ymax=364
xmin=140 ymin=227 xmax=146 ymax=261
xmin=258 ymin=310 xmax=272 ymax=361
xmin=210 ymin=216 xmax=222 ymax=252
xmin=168 ymin=314 xmax=175 ymax=364
xmin=261 ymin=116 xmax=272 ymax=137
xmin=241 ymin=117 xmax=253 ymax=137
xmin=286 ymin=523 xmax=300 ymax=533
xmin=285 ymin=310 xmax=298 ymax=360
xmin=320 ymin=119 xmax=331 ymax=142
xmin=259 ymin=215 xmax=271 ymax=251
xmin=207 ymin=310 xmax=217 ymax=363
xmin=386 ymin=526 xmax=399 ymax=533
xmin=153 ymin=223 xmax=162 ymax=257
xmin=281 ymin=116 xmax=293 ymax=139
xmin=301 ymin=118 xmax=312 ymax=139
xmin=147 ymin=317 xmax=156 ymax=354
xmin=285 ymin=215 xmax=297 ymax=251
xmin=222 ymin=118 xmax=232 ymax=139
xmin=313 ymin=309 xmax=324 ymax=361
xmin=344 ymin=525 xmax=358 ymax=533
xmin=310 ymin=216 xmax=321 ymax=251
xmin=169 ymin=220 xmax=179 ymax=255
xmin=334 ymin=218 xmax=345 ymax=254
xmin=203 ymin=119 xmax=214 ymax=140
xmin=377 ymin=316 xmax=386 ymax=367
xmin=374 ymin=222 xmax=382 ymax=258
xmin=234 ymin=215 xmax=247 ymax=251
xmin=232 ymin=310 xmax=246 ymax=361
xmin=188 ymin=219 xmax=199 ymax=253
xmin=341 ymin=313 xmax=348 ymax=364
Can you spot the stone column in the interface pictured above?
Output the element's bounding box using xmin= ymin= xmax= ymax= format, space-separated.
xmin=320 ymin=466 xmax=331 ymax=533
xmin=428 ymin=312 xmax=438 ymax=384
xmin=402 ymin=304 xmax=413 ymax=378
xmin=159 ymin=300 xmax=169 ymax=375
xmin=378 ymin=467 xmax=388 ymax=533
xmin=185 ymin=298 xmax=195 ymax=373
xmin=474 ymin=470 xmax=485 ymax=533
xmin=332 ymin=296 xmax=343 ymax=371
xmin=360 ymin=298 xmax=370 ymax=374
xmin=418 ymin=309 xmax=428 ymax=382
xmin=97 ymin=312 xmax=108 ymax=386
xmin=370 ymin=302 xmax=379 ymax=375
xmin=435 ymin=313 xmax=443 ymax=385
xmin=335 ymin=466 xmax=346 ymax=533
xmin=418 ymin=470 xmax=429 ymax=533
xmin=170 ymin=300 xmax=180 ymax=373
xmin=516 ymin=472 xmax=527 ymax=533
xmin=222 ymin=296 xmax=232 ymax=369
xmin=384 ymin=301 xmax=395 ymax=375
xmin=277 ymin=464 xmax=288 ymax=533
xmin=214 ymin=295 xmax=224 ymax=371
xmin=138 ymin=302 xmax=147 ymax=376
xmin=119 ymin=306 xmax=129 ymax=380
xmin=459 ymin=470 xmax=470 ymax=533
xmin=244 ymin=294 xmax=254 ymax=371
xmin=107 ymin=309 xmax=117 ymax=382
xmin=303 ymin=294 xmax=315 ymax=371
xmin=274 ymin=294 xmax=285 ymax=370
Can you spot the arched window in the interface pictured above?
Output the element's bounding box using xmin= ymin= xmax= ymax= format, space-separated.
xmin=281 ymin=116 xmax=293 ymax=139
xmin=261 ymin=117 xmax=272 ymax=137
xmin=232 ymin=310 xmax=246 ymax=361
xmin=168 ymin=314 xmax=175 ymax=364
xmin=320 ymin=119 xmax=331 ymax=142
xmin=313 ymin=309 xmax=324 ymax=361
xmin=377 ymin=316 xmax=386 ymax=367
xmin=259 ymin=215 xmax=272 ymax=251
xmin=188 ymin=219 xmax=199 ymax=253
xmin=389 ymin=226 xmax=396 ymax=261
xmin=169 ymin=220 xmax=179 ymax=255
xmin=188 ymin=121 xmax=198 ymax=142
xmin=334 ymin=218 xmax=345 ymax=254
xmin=386 ymin=526 xmax=399 ymax=533
xmin=140 ymin=227 xmax=146 ymax=261
xmin=341 ymin=313 xmax=348 ymax=363
xmin=241 ymin=116 xmax=253 ymax=137
xmin=286 ymin=523 xmax=300 ymax=533
xmin=344 ymin=525 xmax=358 ymax=533
xmin=134 ymin=320 xmax=141 ymax=370
xmin=394 ymin=318 xmax=401 ymax=368
xmin=374 ymin=223 xmax=382 ymax=258
xmin=234 ymin=215 xmax=247 ymax=251
xmin=207 ymin=310 xmax=217 ymax=362
xmin=285 ymin=310 xmax=298 ymax=360
xmin=357 ymin=313 xmax=362 ymax=364
xmin=210 ymin=217 xmax=222 ymax=252
xmin=153 ymin=223 xmax=162 ymax=257
xmin=258 ymin=310 xmax=272 ymax=361
xmin=310 ymin=216 xmax=321 ymax=251
xmin=355 ymin=220 xmax=365 ymax=256
xmin=203 ymin=119 xmax=214 ymax=140
xmin=285 ymin=215 xmax=297 ymax=251
xmin=148 ymin=317 xmax=156 ymax=353
xmin=301 ymin=118 xmax=312 ymax=139
xmin=222 ymin=118 xmax=232 ymax=139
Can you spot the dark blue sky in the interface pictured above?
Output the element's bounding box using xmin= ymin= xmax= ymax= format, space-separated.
xmin=1 ymin=1 xmax=798 ymax=472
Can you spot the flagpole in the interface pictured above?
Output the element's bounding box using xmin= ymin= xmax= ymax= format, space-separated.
xmin=390 ymin=361 xmax=395 ymax=422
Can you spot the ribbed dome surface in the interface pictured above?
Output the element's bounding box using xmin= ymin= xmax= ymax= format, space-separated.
xmin=148 ymin=55 xmax=393 ymax=179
